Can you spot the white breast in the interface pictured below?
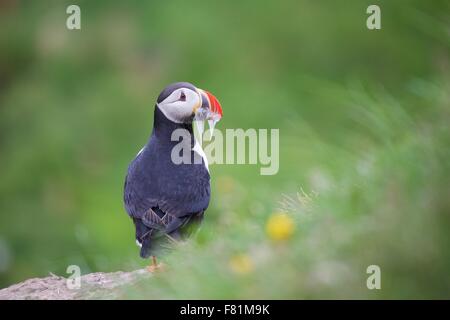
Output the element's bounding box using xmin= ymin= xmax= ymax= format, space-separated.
xmin=136 ymin=146 xmax=145 ymax=157
xmin=192 ymin=139 xmax=209 ymax=172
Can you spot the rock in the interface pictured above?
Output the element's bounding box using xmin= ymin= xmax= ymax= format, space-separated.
xmin=0 ymin=269 xmax=150 ymax=300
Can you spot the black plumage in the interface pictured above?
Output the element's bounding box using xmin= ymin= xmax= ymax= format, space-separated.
xmin=124 ymin=83 xmax=211 ymax=258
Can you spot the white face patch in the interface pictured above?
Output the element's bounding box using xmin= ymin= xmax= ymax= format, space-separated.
xmin=156 ymin=88 xmax=201 ymax=123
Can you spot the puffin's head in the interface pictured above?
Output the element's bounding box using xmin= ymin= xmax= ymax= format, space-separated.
xmin=156 ymin=82 xmax=222 ymax=126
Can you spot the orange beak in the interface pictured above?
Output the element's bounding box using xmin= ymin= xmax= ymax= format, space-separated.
xmin=196 ymin=88 xmax=223 ymax=121
xmin=203 ymin=90 xmax=223 ymax=119
xmin=195 ymin=88 xmax=223 ymax=140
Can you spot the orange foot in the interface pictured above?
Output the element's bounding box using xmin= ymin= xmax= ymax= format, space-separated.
xmin=147 ymin=256 xmax=165 ymax=273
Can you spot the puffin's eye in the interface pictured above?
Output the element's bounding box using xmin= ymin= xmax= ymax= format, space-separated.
xmin=179 ymin=91 xmax=186 ymax=102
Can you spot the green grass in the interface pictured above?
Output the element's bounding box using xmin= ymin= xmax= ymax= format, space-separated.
xmin=118 ymin=78 xmax=450 ymax=299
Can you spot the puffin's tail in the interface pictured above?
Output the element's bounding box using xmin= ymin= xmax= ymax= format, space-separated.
xmin=133 ymin=218 xmax=153 ymax=258
xmin=140 ymin=235 xmax=153 ymax=258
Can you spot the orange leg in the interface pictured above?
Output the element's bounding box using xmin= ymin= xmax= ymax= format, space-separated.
xmin=147 ymin=256 xmax=164 ymax=273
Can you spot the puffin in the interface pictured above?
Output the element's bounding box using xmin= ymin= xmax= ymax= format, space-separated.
xmin=123 ymin=82 xmax=222 ymax=271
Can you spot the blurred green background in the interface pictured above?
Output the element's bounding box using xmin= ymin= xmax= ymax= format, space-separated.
xmin=0 ymin=0 xmax=449 ymax=298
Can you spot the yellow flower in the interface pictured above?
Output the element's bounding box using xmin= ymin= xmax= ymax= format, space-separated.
xmin=266 ymin=212 xmax=295 ymax=241
xmin=216 ymin=175 xmax=235 ymax=194
xmin=229 ymin=254 xmax=253 ymax=275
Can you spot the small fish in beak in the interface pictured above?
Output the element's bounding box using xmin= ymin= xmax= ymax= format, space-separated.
xmin=195 ymin=118 xmax=205 ymax=145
